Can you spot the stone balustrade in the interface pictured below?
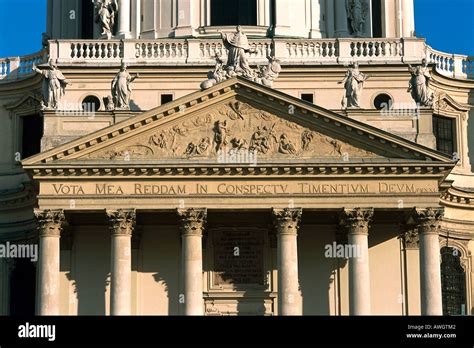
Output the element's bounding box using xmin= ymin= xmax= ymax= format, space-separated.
xmin=0 ymin=49 xmax=48 ymax=80
xmin=426 ymin=46 xmax=474 ymax=80
xmin=1 ymin=38 xmax=473 ymax=82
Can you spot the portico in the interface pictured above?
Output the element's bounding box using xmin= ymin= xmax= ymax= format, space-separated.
xmin=24 ymin=77 xmax=455 ymax=316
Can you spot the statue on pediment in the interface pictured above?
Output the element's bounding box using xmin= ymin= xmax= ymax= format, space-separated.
xmin=111 ymin=63 xmax=139 ymax=110
xmin=33 ymin=60 xmax=70 ymax=110
xmin=339 ymin=62 xmax=369 ymax=108
xmin=408 ymin=59 xmax=434 ymax=107
xmin=221 ymin=25 xmax=255 ymax=78
xmin=346 ymin=0 xmax=368 ymax=37
xmin=200 ymin=27 xmax=281 ymax=90
xmin=95 ymin=0 xmax=118 ymax=39
xmin=255 ymin=56 xmax=282 ymax=88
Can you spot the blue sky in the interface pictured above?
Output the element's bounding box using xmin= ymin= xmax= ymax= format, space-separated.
xmin=0 ymin=0 xmax=472 ymax=57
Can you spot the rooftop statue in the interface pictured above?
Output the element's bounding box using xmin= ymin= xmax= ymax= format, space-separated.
xmin=111 ymin=63 xmax=139 ymax=110
xmin=200 ymin=26 xmax=281 ymax=90
xmin=346 ymin=0 xmax=368 ymax=37
xmin=408 ymin=59 xmax=434 ymax=107
xmin=33 ymin=60 xmax=70 ymax=110
xmin=221 ymin=25 xmax=254 ymax=79
xmin=339 ymin=62 xmax=369 ymax=108
xmin=95 ymin=0 xmax=118 ymax=39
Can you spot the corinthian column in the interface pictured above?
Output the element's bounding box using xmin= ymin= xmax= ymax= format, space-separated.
xmin=107 ymin=209 xmax=135 ymax=315
xmin=35 ymin=209 xmax=65 ymax=315
xmin=340 ymin=208 xmax=374 ymax=315
xmin=177 ymin=208 xmax=206 ymax=315
xmin=413 ymin=207 xmax=444 ymax=315
xmin=273 ymin=208 xmax=302 ymax=316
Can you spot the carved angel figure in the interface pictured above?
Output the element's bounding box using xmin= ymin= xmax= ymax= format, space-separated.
xmin=346 ymin=0 xmax=368 ymax=37
xmin=33 ymin=60 xmax=70 ymax=109
xmin=408 ymin=59 xmax=433 ymax=106
xmin=95 ymin=0 xmax=118 ymax=39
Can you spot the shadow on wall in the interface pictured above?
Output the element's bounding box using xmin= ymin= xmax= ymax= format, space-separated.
xmin=141 ymin=226 xmax=180 ymax=315
xmin=129 ymin=100 xmax=142 ymax=112
xmin=66 ymin=227 xmax=110 ymax=315
xmin=299 ymin=224 xmax=340 ymax=315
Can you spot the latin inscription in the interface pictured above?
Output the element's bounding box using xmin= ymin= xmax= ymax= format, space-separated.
xmin=213 ymin=229 xmax=265 ymax=286
xmin=45 ymin=181 xmax=438 ymax=196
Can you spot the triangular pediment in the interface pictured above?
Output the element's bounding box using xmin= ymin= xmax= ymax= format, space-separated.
xmin=23 ymin=77 xmax=454 ymax=170
xmin=433 ymin=93 xmax=470 ymax=115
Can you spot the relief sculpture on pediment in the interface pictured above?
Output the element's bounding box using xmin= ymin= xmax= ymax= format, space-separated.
xmin=87 ymin=100 xmax=378 ymax=161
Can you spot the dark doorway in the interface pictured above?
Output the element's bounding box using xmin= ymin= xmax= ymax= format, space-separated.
xmin=21 ymin=114 xmax=43 ymax=159
xmin=81 ymin=0 xmax=95 ymax=39
xmin=371 ymin=0 xmax=383 ymax=38
xmin=9 ymin=258 xmax=36 ymax=316
xmin=211 ymin=0 xmax=257 ymax=26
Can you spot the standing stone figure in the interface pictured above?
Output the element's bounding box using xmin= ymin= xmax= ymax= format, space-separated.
xmin=33 ymin=60 xmax=70 ymax=109
xmin=346 ymin=0 xmax=368 ymax=37
xmin=220 ymin=26 xmax=255 ymax=78
xmin=95 ymin=0 xmax=118 ymax=39
xmin=339 ymin=62 xmax=369 ymax=108
xmin=408 ymin=59 xmax=433 ymax=106
xmin=111 ymin=63 xmax=139 ymax=110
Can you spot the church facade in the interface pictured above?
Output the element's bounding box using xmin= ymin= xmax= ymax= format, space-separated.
xmin=0 ymin=0 xmax=473 ymax=316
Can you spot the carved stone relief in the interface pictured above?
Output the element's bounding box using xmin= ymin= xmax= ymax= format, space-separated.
xmin=87 ymin=100 xmax=378 ymax=161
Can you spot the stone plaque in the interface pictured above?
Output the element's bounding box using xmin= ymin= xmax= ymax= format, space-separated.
xmin=213 ymin=229 xmax=265 ymax=286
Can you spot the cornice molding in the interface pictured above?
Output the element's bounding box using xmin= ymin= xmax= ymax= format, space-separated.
xmin=27 ymin=163 xmax=453 ymax=178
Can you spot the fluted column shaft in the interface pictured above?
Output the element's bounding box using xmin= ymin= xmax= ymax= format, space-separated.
xmin=107 ymin=209 xmax=135 ymax=315
xmin=35 ymin=209 xmax=65 ymax=315
xmin=273 ymin=208 xmax=302 ymax=316
xmin=340 ymin=208 xmax=374 ymax=315
xmin=414 ymin=208 xmax=444 ymax=315
xmin=178 ymin=208 xmax=207 ymax=316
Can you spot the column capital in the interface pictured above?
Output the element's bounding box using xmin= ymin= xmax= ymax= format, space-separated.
xmin=34 ymin=209 xmax=66 ymax=237
xmin=106 ymin=209 xmax=136 ymax=236
xmin=339 ymin=208 xmax=374 ymax=236
xmin=177 ymin=208 xmax=207 ymax=236
xmin=402 ymin=226 xmax=419 ymax=249
xmin=272 ymin=208 xmax=302 ymax=236
xmin=412 ymin=207 xmax=444 ymax=235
